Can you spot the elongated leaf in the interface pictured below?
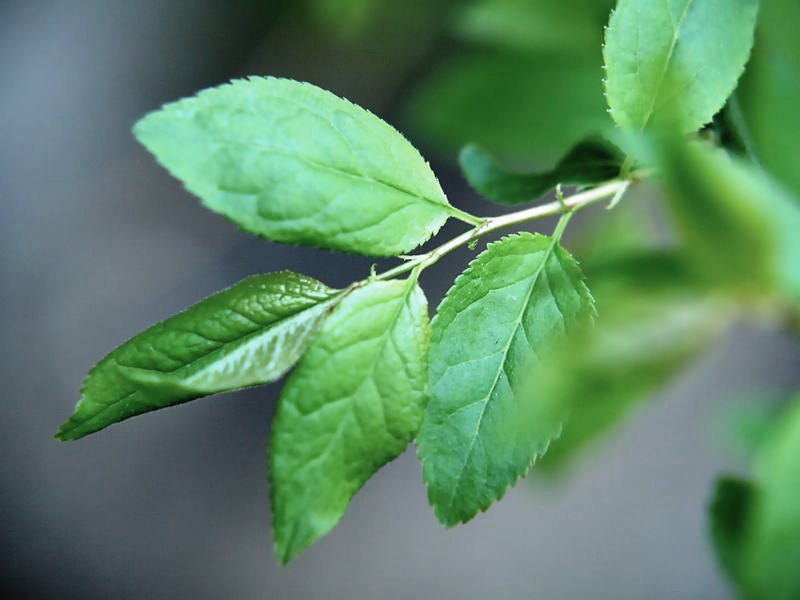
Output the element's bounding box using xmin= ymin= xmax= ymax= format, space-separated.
xmin=657 ymin=140 xmax=800 ymax=305
xmin=604 ymin=0 xmax=758 ymax=133
xmin=459 ymin=138 xmax=622 ymax=205
xmin=417 ymin=233 xmax=594 ymax=526
xmin=269 ymin=278 xmax=429 ymax=563
xmin=135 ymin=77 xmax=465 ymax=257
xmin=56 ymin=272 xmax=338 ymax=441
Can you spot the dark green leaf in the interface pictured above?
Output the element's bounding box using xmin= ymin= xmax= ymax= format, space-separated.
xmin=135 ymin=77 xmax=466 ymax=257
xmin=417 ymin=233 xmax=594 ymax=526
xmin=604 ymin=0 xmax=758 ymax=133
xmin=56 ymin=272 xmax=338 ymax=441
xmin=269 ymin=278 xmax=429 ymax=563
xmin=459 ymin=138 xmax=623 ymax=205
xmin=709 ymin=476 xmax=755 ymax=584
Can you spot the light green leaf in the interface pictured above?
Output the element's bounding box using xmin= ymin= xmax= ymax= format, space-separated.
xmin=56 ymin=272 xmax=338 ymax=441
xmin=738 ymin=0 xmax=800 ymax=198
xmin=405 ymin=52 xmax=612 ymax=162
xmin=269 ymin=278 xmax=429 ymax=563
xmin=604 ymin=0 xmax=758 ymax=133
xmin=417 ymin=233 xmax=594 ymax=526
xmin=742 ymin=397 xmax=800 ymax=599
xmin=657 ymin=140 xmax=800 ymax=305
xmin=459 ymin=138 xmax=622 ymax=205
xmin=134 ymin=77 xmax=467 ymax=257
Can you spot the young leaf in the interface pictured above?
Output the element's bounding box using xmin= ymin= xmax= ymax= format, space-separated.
xmin=657 ymin=140 xmax=800 ymax=305
xmin=269 ymin=278 xmax=429 ymax=563
xmin=134 ymin=77 xmax=468 ymax=257
xmin=417 ymin=233 xmax=594 ymax=526
xmin=709 ymin=476 xmax=755 ymax=585
xmin=459 ymin=138 xmax=622 ymax=205
xmin=56 ymin=272 xmax=338 ymax=441
xmin=604 ymin=0 xmax=758 ymax=133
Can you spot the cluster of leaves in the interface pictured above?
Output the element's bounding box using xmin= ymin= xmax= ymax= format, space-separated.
xmin=57 ymin=0 xmax=800 ymax=581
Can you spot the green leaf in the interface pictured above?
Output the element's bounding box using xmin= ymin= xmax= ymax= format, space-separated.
xmin=269 ymin=278 xmax=429 ymax=563
xmin=459 ymin=138 xmax=623 ymax=205
xmin=741 ymin=397 xmax=800 ymax=599
xmin=134 ymin=77 xmax=467 ymax=257
xmin=656 ymin=140 xmax=800 ymax=305
xmin=405 ymin=52 xmax=612 ymax=162
xmin=604 ymin=0 xmax=758 ymax=133
xmin=738 ymin=0 xmax=800 ymax=198
xmin=536 ymin=251 xmax=728 ymax=469
xmin=417 ymin=233 xmax=594 ymax=526
xmin=709 ymin=476 xmax=755 ymax=585
xmin=56 ymin=272 xmax=338 ymax=441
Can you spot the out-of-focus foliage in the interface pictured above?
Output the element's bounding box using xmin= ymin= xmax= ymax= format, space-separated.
xmin=737 ymin=0 xmax=800 ymax=198
xmin=405 ymin=0 xmax=614 ymax=162
xmin=710 ymin=396 xmax=800 ymax=599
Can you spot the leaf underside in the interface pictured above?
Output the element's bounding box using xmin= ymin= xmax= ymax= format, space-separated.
xmin=459 ymin=138 xmax=623 ymax=205
xmin=269 ymin=279 xmax=429 ymax=563
xmin=134 ymin=76 xmax=456 ymax=257
xmin=417 ymin=233 xmax=594 ymax=526
xmin=56 ymin=272 xmax=338 ymax=441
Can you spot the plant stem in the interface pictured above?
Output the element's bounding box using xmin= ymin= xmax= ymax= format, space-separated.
xmin=375 ymin=178 xmax=630 ymax=282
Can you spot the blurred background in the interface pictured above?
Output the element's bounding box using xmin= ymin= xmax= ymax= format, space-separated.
xmin=3 ymin=1 xmax=799 ymax=598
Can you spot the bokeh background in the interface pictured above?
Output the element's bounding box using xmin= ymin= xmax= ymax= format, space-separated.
xmin=3 ymin=1 xmax=799 ymax=598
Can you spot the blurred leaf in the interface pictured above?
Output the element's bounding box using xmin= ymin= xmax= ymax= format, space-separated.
xmin=738 ymin=0 xmax=800 ymax=198
xmin=56 ymin=272 xmax=338 ymax=441
xmin=135 ymin=77 xmax=466 ymax=257
xmin=709 ymin=476 xmax=755 ymax=585
xmin=741 ymin=397 xmax=800 ymax=599
xmin=533 ymin=250 xmax=728 ymax=469
xmin=308 ymin=0 xmax=381 ymax=36
xmin=406 ymin=52 xmax=612 ymax=162
xmin=656 ymin=140 xmax=800 ymax=305
xmin=714 ymin=398 xmax=783 ymax=464
xmin=459 ymin=138 xmax=623 ymax=205
xmin=451 ymin=0 xmax=614 ymax=56
xmin=418 ymin=233 xmax=594 ymax=526
xmin=269 ymin=279 xmax=429 ymax=563
xmin=604 ymin=0 xmax=758 ymax=133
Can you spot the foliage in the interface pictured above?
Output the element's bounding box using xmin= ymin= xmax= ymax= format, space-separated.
xmin=57 ymin=0 xmax=800 ymax=579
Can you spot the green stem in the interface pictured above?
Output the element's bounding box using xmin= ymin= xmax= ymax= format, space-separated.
xmin=375 ymin=178 xmax=630 ymax=283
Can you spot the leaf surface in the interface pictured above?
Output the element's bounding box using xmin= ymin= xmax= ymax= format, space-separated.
xmin=135 ymin=77 xmax=461 ymax=257
xmin=56 ymin=272 xmax=338 ymax=441
xmin=459 ymin=138 xmax=622 ymax=205
xmin=417 ymin=233 xmax=594 ymax=526
xmin=269 ymin=278 xmax=429 ymax=563
xmin=604 ymin=0 xmax=758 ymax=132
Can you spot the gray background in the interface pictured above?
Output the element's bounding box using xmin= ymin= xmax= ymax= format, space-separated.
xmin=3 ymin=2 xmax=799 ymax=598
